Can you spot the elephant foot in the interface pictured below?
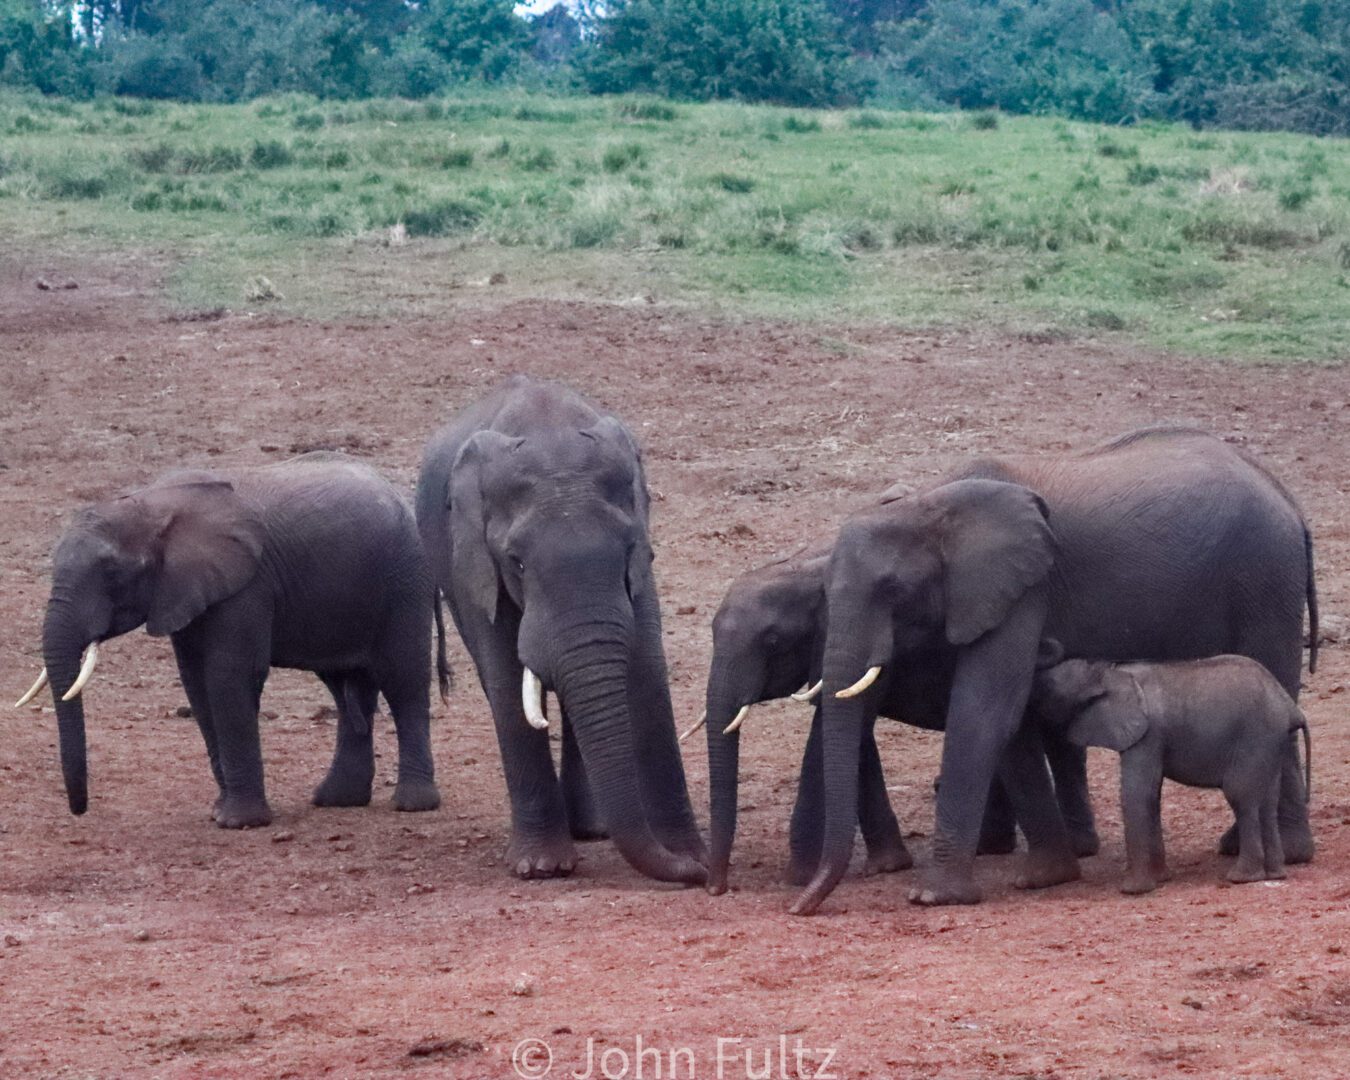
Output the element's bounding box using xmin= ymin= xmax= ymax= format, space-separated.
xmin=864 ymin=842 xmax=914 ymax=876
xmin=1220 ymin=823 xmax=1313 ymax=864
xmin=908 ymin=869 xmax=983 ymax=907
xmin=1013 ymin=849 xmax=1081 ymax=891
xmin=707 ymin=859 xmax=731 ymax=896
xmin=1226 ymin=860 xmax=1277 ymax=885
xmin=568 ymin=816 xmax=609 ymax=842
xmin=312 ymin=771 xmax=374 ymax=809
xmin=214 ymin=794 xmax=273 ymax=829
xmin=1120 ymin=874 xmax=1158 ymax=895
xmin=1280 ymin=827 xmax=1314 ymax=865
xmin=391 ymin=778 xmax=441 ymax=813
xmin=1070 ymin=828 xmax=1101 ymax=859
xmin=976 ymin=830 xmax=1017 ymax=856
xmin=507 ymin=834 xmax=577 ymax=880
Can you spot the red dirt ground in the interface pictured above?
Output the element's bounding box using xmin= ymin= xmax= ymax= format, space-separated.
xmin=2 ymin=256 xmax=1348 ymax=1079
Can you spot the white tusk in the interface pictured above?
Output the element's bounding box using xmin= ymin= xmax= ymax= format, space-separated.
xmin=835 ymin=665 xmax=881 ymax=699
xmin=522 ymin=667 xmax=548 ymax=730
xmin=15 ymin=667 xmax=49 ymax=708
xmin=722 ymin=704 xmax=751 ymax=735
xmin=790 ymin=679 xmax=823 ymax=703
xmin=61 ymin=644 xmax=99 ymax=702
xmin=678 ymin=711 xmax=707 ymax=743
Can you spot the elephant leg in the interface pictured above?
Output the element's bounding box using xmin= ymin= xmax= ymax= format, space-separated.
xmin=1260 ymin=776 xmax=1286 ymax=879
xmin=997 ymin=724 xmax=1081 ymax=892
xmin=1219 ymin=634 xmax=1313 ymax=863
xmin=1118 ymin=749 xmax=1164 ymax=894
xmin=561 ymin=707 xmax=607 ymax=840
xmin=173 ymin=639 xmax=225 ymax=817
xmin=377 ymin=613 xmax=441 ymax=813
xmin=859 ymin=722 xmax=911 ymax=876
xmin=1046 ymin=738 xmax=1099 ymax=857
xmin=977 ymin=778 xmax=1018 ymax=855
xmin=312 ymin=673 xmax=377 ymax=808
xmin=627 ymin=592 xmax=708 ymax=864
xmin=787 ymin=709 xmax=825 ymax=887
xmin=913 ymin=599 xmax=1062 ymax=906
xmin=203 ymin=656 xmax=272 ymax=829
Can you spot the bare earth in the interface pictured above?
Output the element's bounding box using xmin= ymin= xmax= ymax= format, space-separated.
xmin=2 ymin=257 xmax=1348 ymax=1080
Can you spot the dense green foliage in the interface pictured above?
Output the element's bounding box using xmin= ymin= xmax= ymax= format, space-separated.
xmin=0 ymin=0 xmax=1346 ymax=133
xmin=4 ymin=89 xmax=1348 ymax=361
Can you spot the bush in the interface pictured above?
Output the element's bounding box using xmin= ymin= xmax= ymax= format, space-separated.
xmin=602 ymin=142 xmax=646 ymax=172
xmin=249 ymin=140 xmax=294 ymax=169
xmin=581 ymin=0 xmax=867 ymax=107
xmin=400 ymin=197 xmax=481 ymax=236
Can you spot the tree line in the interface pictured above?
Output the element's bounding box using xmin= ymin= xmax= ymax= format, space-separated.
xmin=2 ymin=0 xmax=1347 ymax=134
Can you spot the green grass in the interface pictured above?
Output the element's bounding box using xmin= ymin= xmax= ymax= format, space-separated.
xmin=2 ymin=89 xmax=1349 ymax=360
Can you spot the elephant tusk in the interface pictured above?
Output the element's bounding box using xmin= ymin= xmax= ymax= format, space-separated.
xmin=522 ymin=667 xmax=548 ymax=730
xmin=678 ymin=711 xmax=707 ymax=743
xmin=722 ymin=704 xmax=751 ymax=735
xmin=835 ymin=665 xmax=881 ymax=699
xmin=790 ymin=680 xmax=823 ymax=703
xmin=15 ymin=667 xmax=49 ymax=708
xmin=61 ymin=644 xmax=99 ymax=702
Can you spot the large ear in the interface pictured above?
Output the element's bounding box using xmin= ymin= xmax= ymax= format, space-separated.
xmin=448 ymin=430 xmax=522 ymax=624
xmin=934 ymin=479 xmax=1056 ymax=646
xmin=1067 ymin=670 xmax=1149 ymax=752
xmin=139 ymin=479 xmax=266 ymax=637
xmin=581 ymin=415 xmax=654 ymax=602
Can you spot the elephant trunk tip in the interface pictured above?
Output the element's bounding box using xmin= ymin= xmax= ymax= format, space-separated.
xmin=67 ymin=786 xmax=88 ymax=816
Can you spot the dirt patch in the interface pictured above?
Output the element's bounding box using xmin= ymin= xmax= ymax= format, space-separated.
xmin=2 ymin=256 xmax=1348 ymax=1078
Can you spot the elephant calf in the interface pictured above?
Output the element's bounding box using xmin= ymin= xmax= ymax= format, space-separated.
xmin=1032 ymin=654 xmax=1310 ymax=894
xmin=17 ymin=453 xmax=442 ymax=827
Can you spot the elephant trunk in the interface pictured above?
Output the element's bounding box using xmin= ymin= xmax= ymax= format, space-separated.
xmin=704 ymin=665 xmax=742 ymax=894
xmin=553 ymin=625 xmax=706 ymax=885
xmin=42 ymin=600 xmax=92 ymax=815
xmin=789 ymin=641 xmax=871 ymax=916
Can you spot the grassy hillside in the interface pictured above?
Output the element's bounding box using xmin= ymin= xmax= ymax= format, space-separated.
xmin=3 ymin=90 xmax=1348 ymax=361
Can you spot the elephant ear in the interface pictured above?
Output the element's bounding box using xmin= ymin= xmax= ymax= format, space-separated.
xmin=140 ymin=478 xmax=266 ymax=637
xmin=581 ymin=415 xmax=655 ymax=602
xmin=448 ymin=430 xmax=523 ymax=624
xmin=935 ymin=479 xmax=1056 ymax=646
xmin=1066 ymin=669 xmax=1149 ymax=752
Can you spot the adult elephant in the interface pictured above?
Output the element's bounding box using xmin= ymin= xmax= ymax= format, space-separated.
xmin=695 ymin=547 xmax=1096 ymax=895
xmin=15 ymin=454 xmax=442 ymax=827
xmin=416 ymin=376 xmax=706 ymax=885
xmin=793 ymin=426 xmax=1317 ymax=915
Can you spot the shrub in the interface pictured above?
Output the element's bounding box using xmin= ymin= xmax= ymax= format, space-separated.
xmin=1126 ymin=163 xmax=1162 ymax=186
xmin=293 ymin=112 xmax=325 ymax=131
xmin=249 ymin=140 xmax=294 ymax=169
xmin=601 ymin=142 xmax=646 ymax=172
xmin=970 ymin=111 xmax=999 ymax=130
xmin=401 ymin=198 xmax=481 ymax=236
xmin=615 ymin=99 xmax=678 ymax=121
xmin=710 ymin=172 xmax=756 ymax=193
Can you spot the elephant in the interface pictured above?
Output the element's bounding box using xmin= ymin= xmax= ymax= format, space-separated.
xmin=15 ymin=454 xmax=442 ymax=827
xmin=1032 ymin=652 xmax=1311 ymax=893
xmin=415 ymin=375 xmax=706 ymax=885
xmin=792 ymin=426 xmax=1318 ymax=915
xmin=696 ymin=547 xmax=1096 ymax=895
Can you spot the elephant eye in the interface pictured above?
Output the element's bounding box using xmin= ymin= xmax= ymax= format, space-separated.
xmin=509 ymin=555 xmax=524 ymax=572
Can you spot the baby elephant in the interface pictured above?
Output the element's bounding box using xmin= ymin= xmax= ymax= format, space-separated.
xmin=1032 ymin=654 xmax=1310 ymax=894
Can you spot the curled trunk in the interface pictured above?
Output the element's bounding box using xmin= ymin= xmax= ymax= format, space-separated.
xmin=789 ymin=644 xmax=870 ymax=916
xmin=554 ymin=629 xmax=706 ymax=885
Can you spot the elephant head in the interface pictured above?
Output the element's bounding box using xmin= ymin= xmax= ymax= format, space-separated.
xmin=1033 ymin=658 xmax=1148 ymax=752
xmin=448 ymin=416 xmax=704 ymax=883
xmin=697 ymin=552 xmax=828 ymax=893
xmin=20 ymin=474 xmax=266 ymax=815
xmin=792 ymin=478 xmax=1055 ymax=914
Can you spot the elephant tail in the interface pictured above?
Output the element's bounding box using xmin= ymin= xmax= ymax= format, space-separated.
xmin=433 ymin=587 xmax=453 ymax=704
xmin=1296 ymin=715 xmax=1311 ymax=804
xmin=1305 ymin=526 xmax=1319 ymax=675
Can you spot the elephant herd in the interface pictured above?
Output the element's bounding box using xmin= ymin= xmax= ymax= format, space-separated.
xmin=15 ymin=375 xmax=1319 ymax=916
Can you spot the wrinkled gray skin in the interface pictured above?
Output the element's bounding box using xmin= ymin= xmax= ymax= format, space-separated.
xmin=795 ymin=427 xmax=1317 ymax=915
xmin=1033 ymin=654 xmax=1311 ymax=893
xmin=417 ymin=376 xmax=706 ymax=885
xmin=39 ymin=455 xmax=441 ymax=827
xmin=703 ymin=550 xmax=1098 ymax=894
